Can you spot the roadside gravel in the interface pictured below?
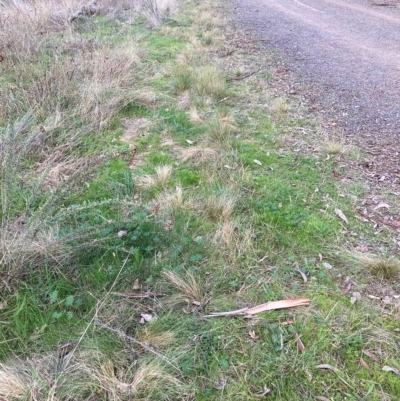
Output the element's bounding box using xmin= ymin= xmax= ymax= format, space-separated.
xmin=230 ymin=0 xmax=400 ymax=180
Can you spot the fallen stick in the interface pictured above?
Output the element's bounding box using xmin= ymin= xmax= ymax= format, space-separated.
xmin=203 ymin=298 xmax=310 ymax=318
xmin=227 ymin=70 xmax=259 ymax=82
xmin=111 ymin=291 xmax=166 ymax=298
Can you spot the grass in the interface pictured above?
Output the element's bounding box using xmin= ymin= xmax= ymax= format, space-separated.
xmin=1 ymin=0 xmax=400 ymax=400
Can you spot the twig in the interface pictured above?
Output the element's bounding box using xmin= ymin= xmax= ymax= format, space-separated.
xmin=111 ymin=291 xmax=166 ymax=298
xmin=229 ymin=39 xmax=270 ymax=44
xmin=227 ymin=70 xmax=259 ymax=82
xmin=203 ymin=307 xmax=249 ymax=317
xmin=95 ymin=319 xmax=182 ymax=374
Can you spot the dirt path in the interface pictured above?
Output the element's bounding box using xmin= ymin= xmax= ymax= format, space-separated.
xmin=230 ymin=0 xmax=400 ymax=176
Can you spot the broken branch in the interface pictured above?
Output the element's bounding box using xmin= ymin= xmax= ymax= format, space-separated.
xmin=203 ymin=298 xmax=310 ymax=318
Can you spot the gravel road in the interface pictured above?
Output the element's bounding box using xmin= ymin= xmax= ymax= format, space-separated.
xmin=231 ymin=0 xmax=400 ymax=156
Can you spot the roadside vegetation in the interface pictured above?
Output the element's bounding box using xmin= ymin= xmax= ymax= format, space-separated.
xmin=0 ymin=0 xmax=399 ymax=399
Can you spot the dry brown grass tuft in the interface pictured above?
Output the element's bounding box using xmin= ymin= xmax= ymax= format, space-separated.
xmin=207 ymin=110 xmax=236 ymax=143
xmin=157 ymin=186 xmax=192 ymax=214
xmin=204 ymin=193 xmax=236 ymax=221
xmin=0 ymin=347 xmax=184 ymax=400
xmin=193 ymin=66 xmax=226 ymax=98
xmin=137 ymin=0 xmax=179 ymax=27
xmin=271 ymin=97 xmax=290 ymax=116
xmin=323 ymin=141 xmax=344 ymax=155
xmin=137 ymin=165 xmax=172 ymax=189
xmin=78 ymin=43 xmax=143 ymax=129
xmin=180 ymin=146 xmax=218 ymax=163
xmin=0 ymin=363 xmax=26 ymax=399
xmin=164 ymin=269 xmax=204 ymax=305
xmin=188 ymin=106 xmax=203 ymax=124
xmin=136 ymin=326 xmax=175 ymax=349
xmin=0 ymin=1 xmax=153 ymax=129
xmin=213 ymin=219 xmax=235 ymax=247
xmin=345 ymin=251 xmax=400 ymax=279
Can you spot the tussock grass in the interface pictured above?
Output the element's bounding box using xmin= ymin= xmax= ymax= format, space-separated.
xmin=204 ymin=193 xmax=236 ymax=221
xmin=157 ymin=186 xmax=191 ymax=214
xmin=0 ymin=347 xmax=184 ymax=400
xmin=137 ymin=165 xmax=172 ymax=188
xmin=323 ymin=140 xmax=345 ymax=155
xmin=0 ymin=115 xmax=125 ymax=279
xmin=180 ymin=146 xmax=218 ymax=163
xmin=193 ymin=66 xmax=226 ymax=98
xmin=170 ymin=62 xmax=194 ymax=94
xmin=271 ymin=97 xmax=291 ymax=116
xmin=188 ymin=106 xmax=203 ymax=123
xmin=213 ymin=218 xmax=235 ymax=247
xmin=164 ymin=270 xmax=204 ymax=305
xmin=344 ymin=251 xmax=400 ymax=279
xmin=207 ymin=110 xmax=236 ymax=143
xmin=136 ymin=326 xmax=175 ymax=349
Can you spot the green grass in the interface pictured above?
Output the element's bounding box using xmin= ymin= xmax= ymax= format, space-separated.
xmin=1 ymin=0 xmax=400 ymax=400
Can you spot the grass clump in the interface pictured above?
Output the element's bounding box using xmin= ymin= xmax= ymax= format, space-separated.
xmin=323 ymin=140 xmax=345 ymax=155
xmin=137 ymin=165 xmax=173 ymax=189
xmin=164 ymin=269 xmax=204 ymax=306
xmin=0 ymin=346 xmax=184 ymax=400
xmin=345 ymin=252 xmax=400 ymax=279
xmin=193 ymin=66 xmax=226 ymax=98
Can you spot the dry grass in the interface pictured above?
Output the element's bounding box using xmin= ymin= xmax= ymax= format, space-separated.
xmin=180 ymin=146 xmax=218 ymax=163
xmin=137 ymin=0 xmax=179 ymax=27
xmin=193 ymin=66 xmax=226 ymax=98
xmin=78 ymin=43 xmax=143 ymax=129
xmin=213 ymin=218 xmax=235 ymax=247
xmin=0 ymin=0 xmax=154 ymax=129
xmin=323 ymin=141 xmax=344 ymax=155
xmin=163 ymin=270 xmax=204 ymax=305
xmin=0 ymin=117 xmax=115 ymax=279
xmin=157 ymin=186 xmax=192 ymax=214
xmin=137 ymin=165 xmax=172 ymax=189
xmin=168 ymin=55 xmax=194 ymax=94
xmin=188 ymin=106 xmax=203 ymax=123
xmin=207 ymin=110 xmax=236 ymax=143
xmin=344 ymin=251 xmax=400 ymax=279
xmin=136 ymin=326 xmax=175 ymax=349
xmin=0 ymin=347 xmax=184 ymax=400
xmin=204 ymin=193 xmax=236 ymax=221
xmin=271 ymin=97 xmax=290 ymax=116
xmin=190 ymin=6 xmax=226 ymax=29
xmin=0 ymin=363 xmax=26 ymax=399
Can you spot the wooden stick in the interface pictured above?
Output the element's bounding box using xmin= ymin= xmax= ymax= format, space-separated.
xmin=227 ymin=70 xmax=259 ymax=82
xmin=110 ymin=291 xmax=166 ymax=298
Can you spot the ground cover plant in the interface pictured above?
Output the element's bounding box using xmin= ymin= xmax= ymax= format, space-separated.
xmin=0 ymin=0 xmax=400 ymax=400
